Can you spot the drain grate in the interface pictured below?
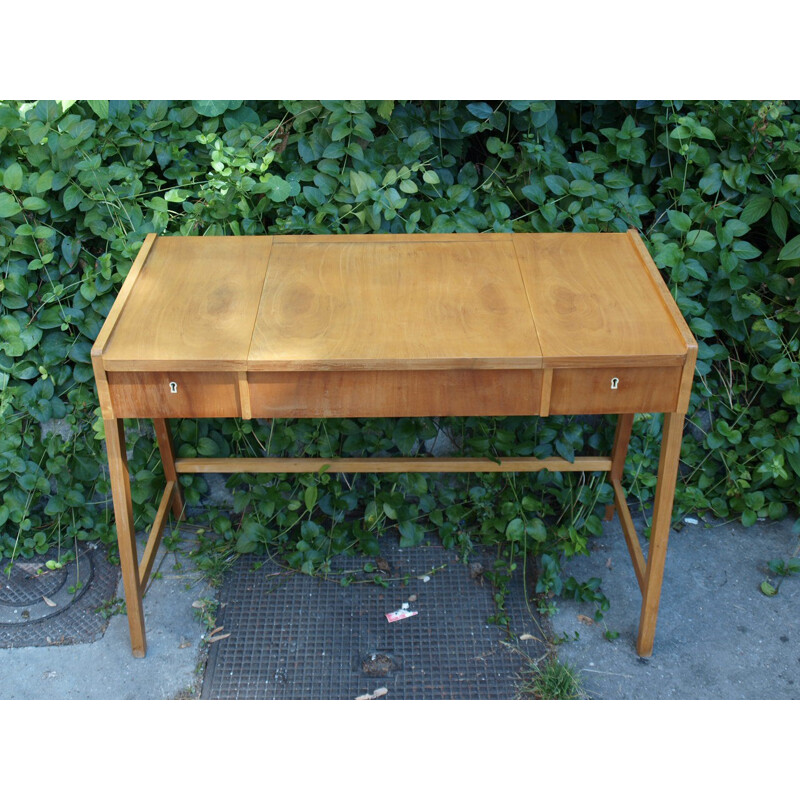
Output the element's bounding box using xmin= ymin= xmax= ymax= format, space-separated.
xmin=202 ymin=537 xmax=547 ymax=700
xmin=0 ymin=543 xmax=120 ymax=648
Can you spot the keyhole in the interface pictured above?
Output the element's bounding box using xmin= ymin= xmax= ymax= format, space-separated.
xmin=169 ymin=381 xmax=178 ymax=394
xmin=610 ymin=377 xmax=619 ymax=390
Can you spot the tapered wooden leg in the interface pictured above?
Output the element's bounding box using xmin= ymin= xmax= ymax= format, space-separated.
xmin=105 ymin=417 xmax=147 ymax=657
xmin=153 ymin=418 xmax=185 ymax=521
xmin=636 ymin=412 xmax=685 ymax=657
xmin=604 ymin=414 xmax=634 ymax=521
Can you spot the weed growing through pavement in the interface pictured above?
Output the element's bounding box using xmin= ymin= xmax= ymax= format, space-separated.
xmin=516 ymin=655 xmax=585 ymax=700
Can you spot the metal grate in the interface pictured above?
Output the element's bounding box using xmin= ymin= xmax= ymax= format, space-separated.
xmin=0 ymin=559 xmax=69 ymax=607
xmin=202 ymin=537 xmax=546 ymax=700
xmin=0 ymin=544 xmax=120 ymax=648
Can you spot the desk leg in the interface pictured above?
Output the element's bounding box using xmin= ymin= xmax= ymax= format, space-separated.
xmin=154 ymin=419 xmax=185 ymax=521
xmin=105 ymin=417 xmax=147 ymax=657
xmin=636 ymin=411 xmax=685 ymax=658
xmin=604 ymin=414 xmax=634 ymax=521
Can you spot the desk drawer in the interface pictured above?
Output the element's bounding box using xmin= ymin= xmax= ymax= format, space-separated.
xmin=549 ymin=366 xmax=681 ymax=414
xmin=107 ymin=371 xmax=240 ymax=418
xmin=249 ymin=369 xmax=542 ymax=418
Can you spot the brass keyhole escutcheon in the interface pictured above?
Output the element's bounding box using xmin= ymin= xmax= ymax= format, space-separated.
xmin=169 ymin=381 xmax=178 ymax=394
xmin=611 ymin=377 xmax=619 ymax=390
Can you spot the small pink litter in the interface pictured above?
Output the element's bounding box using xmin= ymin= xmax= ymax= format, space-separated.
xmin=385 ymin=603 xmax=418 ymax=623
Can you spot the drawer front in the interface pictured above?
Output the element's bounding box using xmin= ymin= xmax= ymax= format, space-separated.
xmin=549 ymin=366 xmax=682 ymax=414
xmin=249 ymin=369 xmax=542 ymax=418
xmin=107 ymin=372 xmax=240 ymax=418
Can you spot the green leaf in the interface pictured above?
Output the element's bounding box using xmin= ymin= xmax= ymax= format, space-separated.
xmin=505 ymin=518 xmax=524 ymax=542
xmin=196 ymin=437 xmax=219 ymax=456
xmin=23 ymin=196 xmax=48 ymax=212
xmin=527 ymin=518 xmax=547 ymax=543
xmin=467 ymin=102 xmax=494 ymax=119
xmin=604 ymin=170 xmax=633 ymax=189
xmin=63 ymin=184 xmax=82 ymax=211
xmin=690 ymin=317 xmax=715 ymax=338
xmin=771 ymin=202 xmax=788 ymax=242
xmin=302 ymin=185 xmax=326 ymax=207
xmin=3 ymin=163 xmax=23 ymax=191
xmin=569 ymin=179 xmax=595 ymax=197
xmin=731 ymin=240 xmax=760 ymax=260
xmin=304 ymin=485 xmax=317 ymax=513
xmin=489 ymin=197 xmax=510 ymax=220
xmin=86 ymin=100 xmax=109 ymax=119
xmin=760 ymin=581 xmax=777 ymax=597
xmin=398 ymin=520 xmax=423 ymax=548
xmin=266 ymin=175 xmax=292 ymax=203
xmin=740 ymin=195 xmax=771 ymax=225
xmin=544 ymin=175 xmax=568 ymax=196
xmin=376 ymin=100 xmax=394 ymax=121
xmin=191 ymin=100 xmax=231 ymax=117
xmin=165 ymin=188 xmax=191 ymax=203
xmin=0 ymin=192 xmax=22 ymax=218
xmin=667 ymin=210 xmax=692 ymax=232
xmin=406 ymin=130 xmax=432 ymax=153
xmin=778 ymin=235 xmax=800 ymax=261
xmin=686 ymin=229 xmax=715 ymax=252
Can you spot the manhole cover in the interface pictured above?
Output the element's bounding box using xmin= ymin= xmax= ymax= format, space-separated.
xmin=0 ymin=559 xmax=69 ymax=607
xmin=0 ymin=543 xmax=120 ymax=648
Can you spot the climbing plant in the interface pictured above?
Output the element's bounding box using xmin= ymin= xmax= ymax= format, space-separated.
xmin=1 ymin=100 xmax=798 ymax=612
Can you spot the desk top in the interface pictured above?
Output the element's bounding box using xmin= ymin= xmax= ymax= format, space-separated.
xmin=94 ymin=231 xmax=694 ymax=373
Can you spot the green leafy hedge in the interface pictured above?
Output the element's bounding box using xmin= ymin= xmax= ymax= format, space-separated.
xmin=1 ymin=100 xmax=798 ymax=610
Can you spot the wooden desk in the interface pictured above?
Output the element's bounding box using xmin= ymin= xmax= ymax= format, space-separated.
xmin=91 ymin=231 xmax=696 ymax=659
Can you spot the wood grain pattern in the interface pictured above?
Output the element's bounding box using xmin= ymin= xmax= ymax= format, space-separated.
xmin=626 ymin=229 xmax=699 ymax=414
xmin=174 ymin=456 xmax=613 ymax=474
xmin=153 ymin=419 xmax=185 ymax=519
xmin=513 ymin=233 xmax=687 ymax=367
xmin=237 ymin=372 xmax=252 ymax=420
xmin=104 ymin=418 xmax=146 ymax=657
xmin=637 ymin=411 xmax=686 ymax=657
xmin=107 ymin=371 xmax=240 ymax=418
xmin=93 ymin=232 xmax=697 ymax=659
xmin=92 ymin=357 xmax=114 ymax=419
xmin=138 ymin=481 xmax=175 ymax=589
xmin=91 ymin=233 xmax=157 ymax=360
xmin=549 ymin=366 xmax=682 ymax=414
xmin=248 ymin=237 xmax=543 ymax=370
xmin=539 ymin=368 xmax=553 ymax=416
xmin=613 ymin=478 xmax=646 ymax=593
xmin=102 ymin=236 xmax=272 ymax=371
xmin=249 ymin=369 xmax=542 ymax=418
xmin=625 ymin=229 xmax=697 ymax=349
xmin=604 ymin=413 xmax=634 ymax=521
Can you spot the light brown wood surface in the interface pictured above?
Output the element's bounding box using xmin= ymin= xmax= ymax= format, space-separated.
xmin=513 ymin=233 xmax=687 ymax=367
xmin=94 ymin=231 xmax=697 ymax=660
xmin=249 ymin=369 xmax=542 ymax=418
xmin=107 ymin=371 xmax=240 ymax=418
xmin=153 ymin=419 xmax=185 ymax=519
xmin=91 ymin=233 xmax=158 ymax=361
xmin=248 ymin=237 xmax=543 ymax=371
xmin=104 ymin=418 xmax=146 ymax=657
xmin=102 ymin=236 xmax=272 ymax=371
xmin=637 ymin=411 xmax=687 ymax=657
xmin=549 ymin=366 xmax=682 ymax=414
xmin=174 ymin=456 xmax=613 ymax=474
